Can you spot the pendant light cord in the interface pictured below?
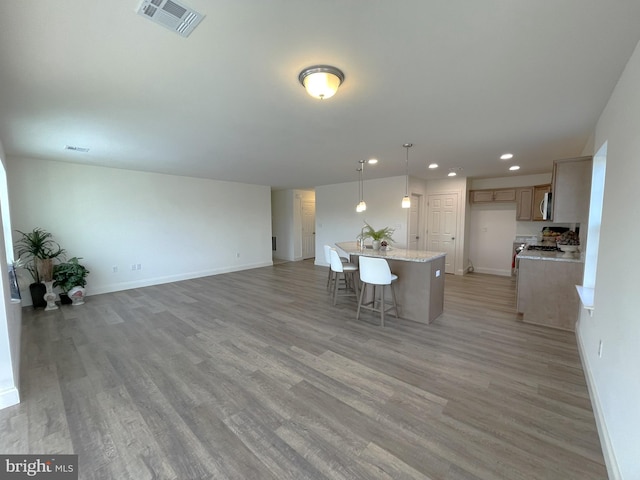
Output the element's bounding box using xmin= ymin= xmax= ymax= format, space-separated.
xmin=405 ymin=146 xmax=409 ymax=195
xmin=359 ymin=160 xmax=366 ymax=203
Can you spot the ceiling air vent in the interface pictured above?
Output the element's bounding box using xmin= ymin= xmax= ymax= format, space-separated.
xmin=65 ymin=145 xmax=90 ymax=153
xmin=137 ymin=0 xmax=204 ymax=38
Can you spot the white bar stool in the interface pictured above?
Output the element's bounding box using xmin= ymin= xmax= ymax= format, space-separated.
xmin=329 ymin=248 xmax=359 ymax=305
xmin=356 ymin=256 xmax=399 ymax=326
xmin=323 ymin=244 xmax=348 ymax=291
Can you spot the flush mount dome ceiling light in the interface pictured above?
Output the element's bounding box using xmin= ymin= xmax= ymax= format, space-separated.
xmin=298 ymin=65 xmax=345 ymax=100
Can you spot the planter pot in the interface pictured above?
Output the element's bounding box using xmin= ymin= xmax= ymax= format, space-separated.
xmin=29 ymin=283 xmax=47 ymax=309
xmin=372 ymin=240 xmax=381 ymax=250
xmin=59 ymin=293 xmax=72 ymax=305
xmin=68 ymin=286 xmax=86 ymax=306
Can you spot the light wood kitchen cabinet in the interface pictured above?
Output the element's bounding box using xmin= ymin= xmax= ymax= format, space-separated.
xmin=471 ymin=190 xmax=494 ymax=202
xmin=516 ymin=184 xmax=551 ymax=221
xmin=517 ymin=257 xmax=583 ymax=331
xmin=551 ymin=157 xmax=592 ymax=223
xmin=470 ymin=188 xmax=516 ymax=203
xmin=516 ymin=187 xmax=533 ymax=220
xmin=532 ymin=184 xmax=551 ymax=221
xmin=493 ymin=189 xmax=517 ymax=202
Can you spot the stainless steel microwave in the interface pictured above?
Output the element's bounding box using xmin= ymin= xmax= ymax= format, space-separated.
xmin=541 ymin=192 xmax=552 ymax=220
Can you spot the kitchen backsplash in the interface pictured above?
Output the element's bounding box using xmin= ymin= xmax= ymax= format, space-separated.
xmin=516 ymin=221 xmax=585 ymax=247
xmin=515 ymin=221 xmax=576 ymax=237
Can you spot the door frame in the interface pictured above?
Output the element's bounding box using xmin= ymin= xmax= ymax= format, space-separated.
xmin=408 ymin=192 xmax=424 ymax=250
xmin=301 ymin=198 xmax=316 ymax=260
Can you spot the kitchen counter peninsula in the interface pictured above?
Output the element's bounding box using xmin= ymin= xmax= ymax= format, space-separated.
xmin=517 ymin=249 xmax=584 ymax=263
xmin=516 ymin=249 xmax=584 ymax=331
xmin=336 ymin=242 xmax=446 ymax=324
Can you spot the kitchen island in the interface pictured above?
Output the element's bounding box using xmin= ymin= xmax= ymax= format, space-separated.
xmin=336 ymin=241 xmax=446 ymax=324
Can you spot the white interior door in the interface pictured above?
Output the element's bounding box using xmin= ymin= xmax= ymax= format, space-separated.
xmin=427 ymin=193 xmax=459 ymax=274
xmin=301 ymin=200 xmax=316 ymax=259
xmin=408 ymin=193 xmax=422 ymax=250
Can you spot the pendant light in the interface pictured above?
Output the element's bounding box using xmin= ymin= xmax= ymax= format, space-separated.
xmin=356 ymin=160 xmax=367 ymax=212
xmin=402 ymin=143 xmax=412 ymax=208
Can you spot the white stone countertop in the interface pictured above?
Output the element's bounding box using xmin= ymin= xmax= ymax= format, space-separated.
xmin=518 ymin=249 xmax=584 ymax=263
xmin=336 ymin=241 xmax=446 ymax=263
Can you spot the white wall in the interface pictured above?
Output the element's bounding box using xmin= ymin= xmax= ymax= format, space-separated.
xmin=7 ymin=157 xmax=273 ymax=304
xmin=315 ymin=176 xmax=408 ymax=265
xmin=577 ymin=39 xmax=640 ymax=479
xmin=469 ymin=203 xmax=516 ymax=276
xmin=0 ymin=142 xmax=20 ymax=409
xmin=470 ymin=173 xmax=552 ymax=190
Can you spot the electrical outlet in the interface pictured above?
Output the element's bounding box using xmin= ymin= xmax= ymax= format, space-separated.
xmin=236 ymin=253 xmax=240 ymax=258
xmin=112 ymin=266 xmax=118 ymax=273
xmin=136 ymin=264 xmax=142 ymax=270
xmin=131 ymin=264 xmax=136 ymax=271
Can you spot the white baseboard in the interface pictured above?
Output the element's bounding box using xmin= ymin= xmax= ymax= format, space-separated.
xmin=576 ymin=327 xmax=621 ymax=480
xmin=89 ymin=261 xmax=274 ymax=296
xmin=0 ymin=386 xmax=20 ymax=410
xmin=19 ymin=262 xmax=274 ymax=306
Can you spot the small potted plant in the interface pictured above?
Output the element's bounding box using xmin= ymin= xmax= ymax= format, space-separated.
xmin=53 ymin=257 xmax=90 ymax=306
xmin=14 ymin=228 xmax=66 ymax=308
xmin=359 ymin=222 xmax=396 ymax=250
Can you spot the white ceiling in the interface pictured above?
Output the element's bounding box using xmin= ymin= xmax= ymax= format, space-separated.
xmin=1 ymin=1 xmax=639 ymax=189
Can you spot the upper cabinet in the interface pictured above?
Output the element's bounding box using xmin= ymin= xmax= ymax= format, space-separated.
xmin=532 ymin=184 xmax=551 ymax=221
xmin=516 ymin=185 xmax=551 ymax=221
xmin=516 ymin=187 xmax=533 ymax=221
xmin=470 ymin=188 xmax=516 ymax=203
xmin=551 ymin=157 xmax=592 ymax=223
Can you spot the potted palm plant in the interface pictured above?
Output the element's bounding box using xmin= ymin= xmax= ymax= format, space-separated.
xmin=53 ymin=257 xmax=90 ymax=306
xmin=359 ymin=222 xmax=396 ymax=250
xmin=14 ymin=228 xmax=66 ymax=308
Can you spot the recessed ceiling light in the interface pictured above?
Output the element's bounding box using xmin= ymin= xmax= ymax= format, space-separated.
xmin=447 ymin=171 xmax=457 ymax=177
xmin=428 ymin=163 xmax=438 ymax=169
xmin=509 ymin=165 xmax=520 ymax=171
xmin=500 ymin=153 xmax=514 ymax=160
xmin=367 ymin=158 xmax=378 ymax=164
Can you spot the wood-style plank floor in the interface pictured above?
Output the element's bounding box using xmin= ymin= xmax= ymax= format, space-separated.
xmin=0 ymin=260 xmax=606 ymax=479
